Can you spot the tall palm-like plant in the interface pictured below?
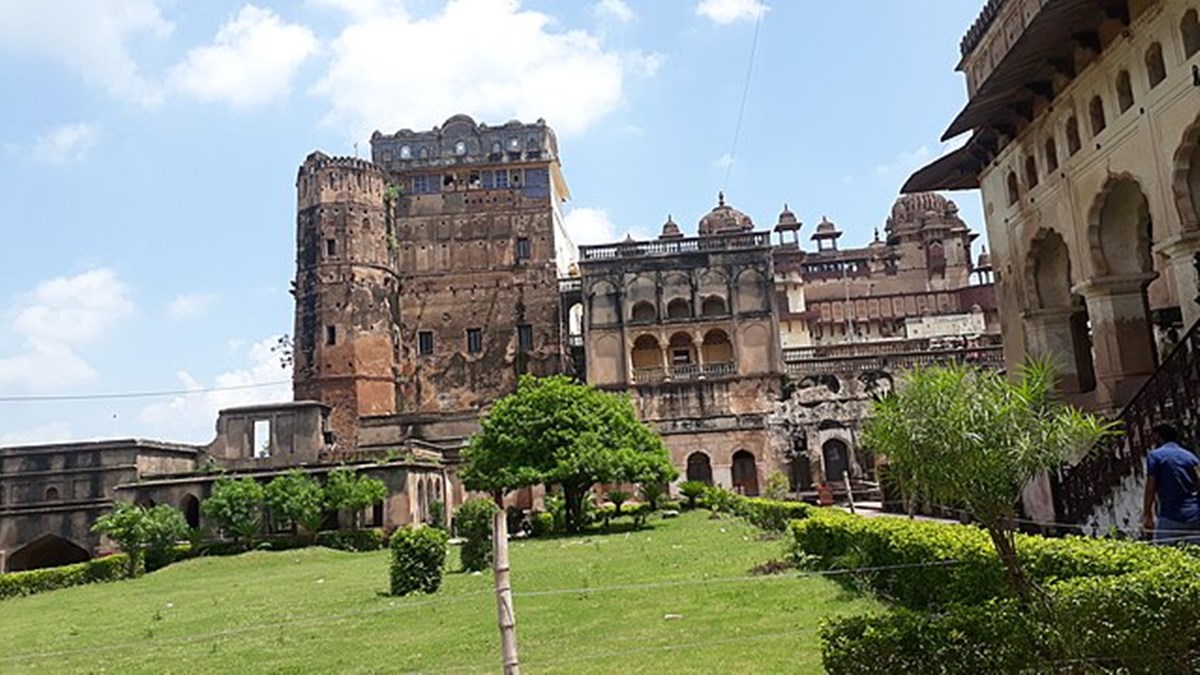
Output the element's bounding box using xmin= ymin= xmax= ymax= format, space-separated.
xmin=863 ymin=358 xmax=1114 ymax=597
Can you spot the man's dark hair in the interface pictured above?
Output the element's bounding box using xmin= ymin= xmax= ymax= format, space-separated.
xmin=1152 ymin=423 xmax=1180 ymax=444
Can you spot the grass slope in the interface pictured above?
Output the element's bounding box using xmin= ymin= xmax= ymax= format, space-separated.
xmin=0 ymin=511 xmax=878 ymax=674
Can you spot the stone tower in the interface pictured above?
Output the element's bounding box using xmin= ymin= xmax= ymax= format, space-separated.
xmin=292 ymin=152 xmax=398 ymax=450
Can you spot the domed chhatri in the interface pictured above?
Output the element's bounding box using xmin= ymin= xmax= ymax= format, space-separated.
xmin=976 ymin=245 xmax=993 ymax=271
xmin=698 ymin=192 xmax=755 ymax=236
xmin=774 ymin=203 xmax=800 ymax=232
xmin=890 ymin=191 xmax=958 ymax=220
xmin=811 ymin=216 xmax=841 ymax=238
xmin=659 ymin=214 xmax=684 ymax=240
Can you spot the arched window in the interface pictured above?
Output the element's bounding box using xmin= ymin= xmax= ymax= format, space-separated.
xmin=1146 ymin=43 xmax=1167 ymax=88
xmin=668 ymin=333 xmax=696 ymax=365
xmin=822 ymin=439 xmax=850 ymax=483
xmin=666 ymin=298 xmax=692 ymax=320
xmin=1089 ymin=96 xmax=1107 ymax=136
xmin=686 ymin=452 xmax=713 ymax=484
xmin=45 ymin=486 xmax=60 ymax=501
xmin=1066 ymin=116 xmax=1082 ymax=155
xmin=1116 ymin=70 xmax=1134 ymax=113
xmin=1006 ymin=171 xmax=1020 ymax=206
xmin=731 ymin=450 xmax=759 ymax=496
xmin=1045 ymin=137 xmax=1059 ymax=172
xmin=630 ymin=335 xmax=662 ymax=370
xmin=702 ymin=329 xmax=734 ymax=364
xmin=182 ymin=494 xmax=201 ymax=529
xmin=1184 ymin=10 xmax=1200 ymax=59
xmin=700 ymin=295 xmax=728 ymax=317
xmin=631 ymin=300 xmax=657 ymax=323
xmin=1024 ymin=156 xmax=1039 ymax=189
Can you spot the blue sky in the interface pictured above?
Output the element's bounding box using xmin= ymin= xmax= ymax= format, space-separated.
xmin=0 ymin=0 xmax=987 ymax=444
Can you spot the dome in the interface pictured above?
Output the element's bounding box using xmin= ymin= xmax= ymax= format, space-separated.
xmin=774 ymin=203 xmax=800 ymax=232
xmin=698 ymin=192 xmax=754 ymax=236
xmin=442 ymin=113 xmax=477 ymax=128
xmin=659 ymin=214 xmax=683 ymax=240
xmin=811 ymin=216 xmax=841 ymax=240
xmin=890 ymin=192 xmax=957 ymax=220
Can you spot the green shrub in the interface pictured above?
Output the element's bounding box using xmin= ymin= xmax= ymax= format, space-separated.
xmin=605 ymin=489 xmax=631 ymax=515
xmin=429 ymin=500 xmax=446 ymax=530
xmin=203 ymin=477 xmax=266 ymax=546
xmin=389 ymin=526 xmax=448 ymax=596
xmin=0 ymin=555 xmax=132 ymax=600
xmin=762 ymin=472 xmax=791 ymax=501
xmin=700 ymin=485 xmax=747 ymax=515
xmin=264 ymin=470 xmax=326 ymax=538
xmin=678 ymin=481 xmax=708 ymax=509
xmin=821 ymin=602 xmax=1046 ymax=675
xmin=455 ymin=498 xmax=498 ymax=572
xmin=530 ymin=511 xmax=554 ymax=537
xmin=315 ymin=529 xmax=384 ymax=552
xmin=638 ymin=483 xmax=666 ymax=510
xmin=659 ymin=500 xmax=682 ymax=512
xmin=790 ymin=510 xmax=1194 ymax=609
xmin=740 ymin=498 xmax=812 ymax=533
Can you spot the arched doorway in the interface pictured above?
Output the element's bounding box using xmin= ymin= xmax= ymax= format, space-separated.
xmin=631 ymin=335 xmax=662 ymax=370
xmin=702 ymin=329 xmax=734 ymax=365
xmin=8 ymin=535 xmax=90 ymax=572
xmin=789 ymin=453 xmax=812 ymax=492
xmin=822 ymin=439 xmax=850 ymax=484
xmin=1029 ymin=230 xmax=1096 ymax=394
xmin=181 ymin=494 xmax=201 ymax=529
xmin=731 ymin=450 xmax=759 ymax=496
xmin=686 ymin=452 xmax=713 ymax=484
xmin=668 ymin=333 xmax=697 ymax=367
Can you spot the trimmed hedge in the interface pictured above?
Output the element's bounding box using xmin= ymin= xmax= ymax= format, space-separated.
xmin=389 ymin=526 xmax=448 ymax=596
xmin=456 ymin=498 xmax=498 ymax=572
xmin=0 ymin=554 xmax=132 ymax=600
xmin=697 ymin=486 xmax=813 ymax=533
xmin=789 ymin=509 xmax=1190 ymax=608
xmin=316 ymin=529 xmax=384 ymax=552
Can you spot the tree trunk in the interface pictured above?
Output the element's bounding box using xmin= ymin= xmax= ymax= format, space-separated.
xmin=491 ymin=492 xmax=520 ymax=674
xmin=563 ymin=486 xmax=587 ymax=532
xmin=986 ymin=526 xmax=1031 ymax=599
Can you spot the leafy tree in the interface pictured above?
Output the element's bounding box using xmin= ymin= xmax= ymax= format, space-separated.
xmin=325 ymin=467 xmax=387 ymax=530
xmin=92 ymin=501 xmax=150 ymax=575
xmin=203 ymin=477 xmax=266 ymax=547
xmin=679 ymin=481 xmax=709 ymax=509
xmin=265 ymin=470 xmax=326 ymax=539
xmin=762 ymin=472 xmax=791 ymax=501
xmin=861 ymin=359 xmax=1113 ymax=597
xmin=144 ymin=504 xmax=189 ymax=567
xmin=462 ymin=375 xmax=677 ymax=532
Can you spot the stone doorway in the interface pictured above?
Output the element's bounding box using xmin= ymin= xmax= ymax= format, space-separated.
xmin=686 ymin=452 xmax=713 ymax=484
xmin=731 ymin=450 xmax=759 ymax=496
xmin=822 ymin=439 xmax=850 ymax=484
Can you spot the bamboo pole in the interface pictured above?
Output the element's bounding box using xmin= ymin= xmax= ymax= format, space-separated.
xmin=492 ymin=496 xmax=520 ymax=674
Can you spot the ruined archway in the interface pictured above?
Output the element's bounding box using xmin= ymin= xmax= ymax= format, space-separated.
xmin=8 ymin=534 xmax=90 ymax=572
xmin=1171 ymin=114 xmax=1200 ymax=232
xmin=181 ymin=494 xmax=201 ymax=529
xmin=686 ymin=452 xmax=713 ymax=484
xmin=731 ymin=450 xmax=759 ymax=496
xmin=1028 ymin=230 xmax=1097 ymax=393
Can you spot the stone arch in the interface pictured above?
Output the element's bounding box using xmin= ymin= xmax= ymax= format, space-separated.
xmin=666 ymin=297 xmax=692 ymax=320
xmin=734 ymin=269 xmax=768 ymax=313
xmin=667 ymin=332 xmax=697 ymax=365
xmin=1006 ymin=170 xmax=1020 ymax=205
xmin=1171 ymin=114 xmax=1200 ymax=231
xmin=589 ymin=280 xmax=618 ymax=325
xmin=631 ymin=334 xmax=662 ymax=370
xmin=8 ymin=534 xmax=90 ymax=572
xmin=822 ymin=438 xmax=850 ymax=484
xmin=700 ymin=294 xmax=728 ymax=316
xmin=1087 ymin=175 xmax=1154 ymax=278
xmin=181 ymin=494 xmax=201 ymax=529
xmin=731 ymin=450 xmax=759 ymax=496
xmin=1027 ymin=229 xmax=1097 ymax=394
xmin=686 ymin=452 xmax=713 ymax=484
xmin=1089 ymin=96 xmax=1107 ymax=135
xmin=630 ymin=300 xmax=657 ymax=323
xmin=702 ymin=329 xmax=734 ymax=364
xmin=1066 ymin=116 xmax=1082 ymax=155
xmin=45 ymin=486 xmax=60 ymax=501
xmin=1029 ymin=229 xmax=1074 ymax=309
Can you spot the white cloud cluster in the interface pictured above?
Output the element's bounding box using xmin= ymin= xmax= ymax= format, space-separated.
xmin=593 ymin=0 xmax=635 ymax=23
xmin=563 ymin=206 xmax=621 ymax=250
xmin=313 ymin=0 xmax=660 ymax=137
xmin=32 ymin=122 xmax=101 ymax=163
xmin=171 ymin=5 xmax=319 ymax=109
xmin=0 ymin=269 xmax=134 ymax=392
xmin=0 ymin=0 xmax=172 ymax=107
xmin=166 ymin=292 xmax=218 ymax=320
xmin=696 ymin=0 xmax=768 ymax=25
xmin=137 ymin=336 xmax=292 ymax=443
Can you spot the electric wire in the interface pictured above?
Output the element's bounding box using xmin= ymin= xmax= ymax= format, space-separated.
xmin=722 ymin=1 xmax=765 ymax=191
xmin=0 ymin=380 xmax=291 ymax=403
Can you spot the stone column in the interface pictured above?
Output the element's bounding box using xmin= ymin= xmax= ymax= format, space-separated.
xmin=1075 ymin=273 xmax=1159 ymax=409
xmin=1023 ymin=307 xmax=1086 ymax=393
xmin=1155 ymin=231 xmax=1200 ymax=330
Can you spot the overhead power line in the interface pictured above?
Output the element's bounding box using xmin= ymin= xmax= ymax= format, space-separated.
xmin=723 ymin=3 xmax=765 ymax=191
xmin=0 ymin=380 xmax=291 ymax=403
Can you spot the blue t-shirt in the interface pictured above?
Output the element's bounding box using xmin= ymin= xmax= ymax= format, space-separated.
xmin=1147 ymin=442 xmax=1200 ymax=523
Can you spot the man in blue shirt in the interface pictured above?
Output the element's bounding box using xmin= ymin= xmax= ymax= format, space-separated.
xmin=1142 ymin=424 xmax=1200 ymax=543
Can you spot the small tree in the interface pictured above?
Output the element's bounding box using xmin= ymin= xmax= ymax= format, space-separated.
xmin=762 ymin=472 xmax=791 ymax=501
xmin=638 ymin=482 xmax=666 ymax=511
xmin=605 ymin=489 xmax=631 ymax=516
xmin=462 ymin=375 xmax=677 ymax=532
xmin=325 ymin=467 xmax=387 ymax=530
xmin=456 ymin=498 xmax=499 ymax=572
xmin=92 ymin=501 xmax=149 ymax=575
xmin=265 ymin=470 xmax=326 ymax=539
xmin=862 ymin=359 xmax=1113 ymax=598
xmin=679 ymin=481 xmax=708 ymax=509
xmin=144 ymin=504 xmax=189 ymax=569
xmin=203 ymin=477 xmax=266 ymax=547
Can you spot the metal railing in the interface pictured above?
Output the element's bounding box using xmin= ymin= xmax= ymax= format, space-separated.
xmin=1052 ymin=320 xmax=1200 ymax=526
xmin=631 ymin=362 xmax=737 ymax=384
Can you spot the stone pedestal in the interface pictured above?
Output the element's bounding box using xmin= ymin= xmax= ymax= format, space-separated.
xmin=1075 ymin=274 xmax=1159 ymax=409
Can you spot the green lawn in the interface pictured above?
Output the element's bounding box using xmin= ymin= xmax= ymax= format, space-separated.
xmin=0 ymin=511 xmax=879 ymax=674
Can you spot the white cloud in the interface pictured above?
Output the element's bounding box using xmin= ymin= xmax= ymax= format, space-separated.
xmin=137 ymin=336 xmax=292 ymax=443
xmin=0 ymin=422 xmax=76 ymax=446
xmin=696 ymin=0 xmax=768 ymax=24
xmin=563 ymin=207 xmax=621 ymax=250
xmin=32 ymin=122 xmax=101 ymax=164
xmin=594 ymin=0 xmax=635 ymax=23
xmin=313 ymin=0 xmax=660 ymax=137
xmin=0 ymin=269 xmax=134 ymax=392
xmin=712 ymin=152 xmax=735 ymax=170
xmin=0 ymin=0 xmax=171 ymax=107
xmin=171 ymin=5 xmax=319 ymax=109
xmin=874 ymin=145 xmax=932 ymax=176
xmin=166 ymin=292 xmax=218 ymax=320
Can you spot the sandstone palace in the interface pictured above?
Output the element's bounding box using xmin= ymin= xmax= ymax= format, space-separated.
xmin=0 ymin=114 xmax=1001 ymax=572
